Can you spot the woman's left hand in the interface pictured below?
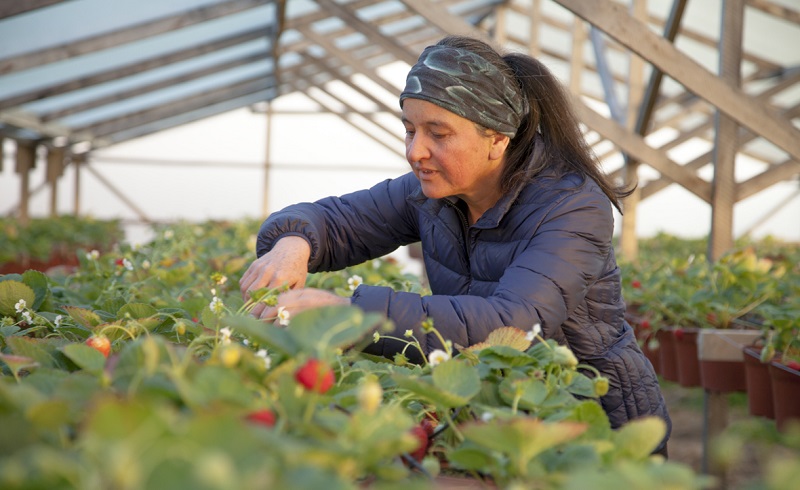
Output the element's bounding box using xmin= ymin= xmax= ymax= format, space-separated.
xmin=253 ymin=288 xmax=351 ymax=323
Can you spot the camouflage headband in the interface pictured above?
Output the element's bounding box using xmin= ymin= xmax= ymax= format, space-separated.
xmin=400 ymin=44 xmax=526 ymax=138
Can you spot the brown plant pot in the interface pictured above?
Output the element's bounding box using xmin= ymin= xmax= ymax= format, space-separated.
xmin=743 ymin=346 xmax=774 ymax=419
xmin=673 ymin=327 xmax=701 ymax=388
xmin=697 ymin=329 xmax=760 ymax=393
xmin=656 ymin=328 xmax=679 ymax=382
xmin=768 ymin=360 xmax=800 ymax=432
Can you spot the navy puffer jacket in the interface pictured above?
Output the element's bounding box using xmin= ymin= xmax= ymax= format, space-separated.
xmin=256 ymin=170 xmax=671 ymax=439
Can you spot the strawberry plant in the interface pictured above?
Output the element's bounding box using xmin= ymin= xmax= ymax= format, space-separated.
xmin=6 ymin=222 xmax=792 ymax=488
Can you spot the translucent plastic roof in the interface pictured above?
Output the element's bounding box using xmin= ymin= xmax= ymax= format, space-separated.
xmin=0 ymin=0 xmax=281 ymax=146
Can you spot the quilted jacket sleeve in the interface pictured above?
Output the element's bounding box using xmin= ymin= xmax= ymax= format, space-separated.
xmin=256 ymin=173 xmax=421 ymax=271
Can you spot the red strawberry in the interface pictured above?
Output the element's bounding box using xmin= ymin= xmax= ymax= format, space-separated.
xmin=706 ymin=313 xmax=717 ymax=326
xmin=640 ymin=320 xmax=651 ymax=331
xmin=409 ymin=425 xmax=430 ymax=462
xmin=295 ymin=358 xmax=335 ymax=394
xmin=245 ymin=409 xmax=276 ymax=427
xmin=421 ymin=417 xmax=437 ymax=437
xmin=115 ymin=258 xmax=124 ymax=267
xmin=673 ymin=328 xmax=685 ymax=342
xmin=786 ymin=361 xmax=800 ymax=372
xmin=85 ymin=335 xmax=111 ymax=358
xmin=632 ymin=280 xmax=642 ymax=289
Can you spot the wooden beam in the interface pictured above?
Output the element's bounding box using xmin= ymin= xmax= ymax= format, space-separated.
xmin=0 ymin=0 xmax=271 ymax=75
xmin=314 ymin=0 xmax=417 ymax=65
xmin=573 ymin=99 xmax=712 ymax=202
xmin=400 ymin=0 xmax=489 ymax=40
xmin=556 ymin=0 xmax=800 ymax=164
xmin=737 ymin=159 xmax=800 ymax=201
xmin=747 ymin=0 xmax=800 ymax=25
xmin=0 ymin=27 xmax=270 ymax=111
xmin=0 ymin=0 xmax=67 ymax=20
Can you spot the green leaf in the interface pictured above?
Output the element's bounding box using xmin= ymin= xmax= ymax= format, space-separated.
xmin=393 ymin=374 xmax=470 ymax=408
xmin=5 ymin=337 xmax=59 ymax=368
xmin=0 ymin=280 xmax=35 ymax=316
xmin=461 ymin=418 xmax=588 ymax=469
xmin=63 ymin=306 xmax=102 ymax=329
xmin=431 ymin=359 xmax=480 ymax=402
xmin=565 ymin=400 xmax=612 ymax=441
xmin=498 ymin=376 xmax=548 ymax=410
xmin=61 ymin=343 xmax=106 ymax=374
xmin=447 ymin=443 xmax=498 ymax=473
xmin=286 ymin=305 xmax=384 ymax=355
xmin=566 ymin=373 xmax=596 ymax=398
xmin=21 ymin=270 xmax=49 ymax=311
xmin=222 ymin=315 xmax=299 ymax=357
xmin=610 ymin=416 xmax=666 ymax=461
xmin=118 ymin=303 xmax=158 ymax=320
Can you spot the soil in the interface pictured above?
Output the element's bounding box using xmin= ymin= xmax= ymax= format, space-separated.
xmin=660 ymin=380 xmax=769 ymax=489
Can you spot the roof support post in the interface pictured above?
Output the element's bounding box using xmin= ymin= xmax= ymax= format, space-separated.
xmin=703 ymin=1 xmax=745 ymax=485
xmin=619 ymin=0 xmax=688 ymax=262
xmin=73 ymin=153 xmax=85 ymax=215
xmin=15 ymin=141 xmax=36 ymax=225
xmin=46 ymin=145 xmax=65 ymax=217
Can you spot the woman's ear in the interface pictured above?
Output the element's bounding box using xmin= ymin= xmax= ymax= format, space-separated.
xmin=488 ymin=133 xmax=511 ymax=161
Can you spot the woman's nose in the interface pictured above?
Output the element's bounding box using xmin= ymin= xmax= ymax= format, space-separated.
xmin=406 ymin=133 xmax=429 ymax=163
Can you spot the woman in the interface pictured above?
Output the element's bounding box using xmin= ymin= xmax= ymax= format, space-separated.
xmin=239 ymin=35 xmax=671 ymax=454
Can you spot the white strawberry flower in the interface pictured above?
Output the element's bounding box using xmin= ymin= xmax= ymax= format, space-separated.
xmin=526 ymin=323 xmax=542 ymax=342
xmin=276 ymin=306 xmax=290 ymax=326
xmin=347 ymin=274 xmax=363 ymax=291
xmin=219 ymin=327 xmax=232 ymax=345
xmin=14 ymin=299 xmax=26 ymax=313
xmin=428 ymin=349 xmax=450 ymax=367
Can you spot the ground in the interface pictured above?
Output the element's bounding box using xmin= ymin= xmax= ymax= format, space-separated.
xmin=661 ymin=380 xmax=772 ymax=489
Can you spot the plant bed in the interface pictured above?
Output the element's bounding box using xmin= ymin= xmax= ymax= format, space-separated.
xmin=742 ymin=346 xmax=775 ymax=419
xmin=656 ymin=327 xmax=679 ymax=382
xmin=673 ymin=327 xmax=702 ymax=388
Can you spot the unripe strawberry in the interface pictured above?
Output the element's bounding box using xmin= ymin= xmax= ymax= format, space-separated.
xmin=357 ymin=378 xmax=383 ymax=414
xmin=594 ymin=376 xmax=610 ymax=397
xmin=245 ymin=409 xmax=276 ymax=427
xmin=85 ymin=335 xmax=111 ymax=358
xmin=295 ymin=358 xmax=335 ymax=394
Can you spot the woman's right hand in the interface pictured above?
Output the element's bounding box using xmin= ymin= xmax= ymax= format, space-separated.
xmin=239 ymin=236 xmax=312 ymax=305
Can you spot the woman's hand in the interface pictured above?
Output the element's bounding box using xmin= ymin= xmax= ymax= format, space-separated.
xmin=240 ymin=236 xmax=311 ymax=301
xmin=253 ymin=288 xmax=351 ymax=322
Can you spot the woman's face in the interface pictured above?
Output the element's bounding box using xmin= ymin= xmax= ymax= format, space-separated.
xmin=402 ymin=99 xmax=510 ymax=211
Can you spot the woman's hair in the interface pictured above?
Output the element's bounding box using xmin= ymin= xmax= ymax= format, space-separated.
xmin=435 ymin=35 xmax=632 ymax=211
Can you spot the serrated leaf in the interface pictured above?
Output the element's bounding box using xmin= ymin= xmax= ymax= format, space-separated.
xmin=61 ymin=343 xmax=106 ymax=374
xmin=483 ymin=326 xmax=532 ymax=351
xmin=286 ymin=305 xmax=384 ymax=355
xmin=461 ymin=418 xmax=588 ymax=467
xmin=0 ymin=280 xmax=35 ymax=316
xmin=611 ymin=416 xmax=666 ymax=461
xmin=63 ymin=306 xmax=102 ymax=328
xmin=498 ymin=376 xmax=548 ymax=410
xmin=446 ymin=444 xmax=497 ymax=472
xmin=392 ymin=374 xmax=470 ymax=408
xmin=117 ymin=303 xmax=158 ymax=320
xmin=222 ymin=315 xmax=299 ymax=357
xmin=5 ymin=337 xmax=58 ymax=368
xmin=21 ymin=270 xmax=49 ymax=311
xmin=431 ymin=359 xmax=480 ymax=403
